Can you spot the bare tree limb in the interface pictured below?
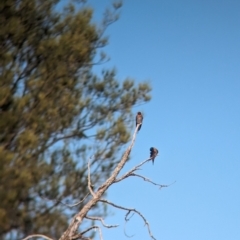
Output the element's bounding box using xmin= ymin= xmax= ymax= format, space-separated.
xmin=71 ymin=232 xmax=87 ymax=240
xmin=118 ymin=172 xmax=175 ymax=189
xmin=59 ymin=125 xmax=140 ymax=240
xmin=79 ymin=226 xmax=103 ymax=240
xmin=124 ymin=226 xmax=135 ymax=238
xmin=22 ymin=234 xmax=54 ymax=240
xmin=124 ymin=212 xmax=135 ymax=238
xmin=72 ymin=236 xmax=91 ymax=240
xmin=25 ymin=123 xmax=172 ymax=240
xmin=87 ymin=159 xmax=96 ymax=197
xmin=99 ymin=199 xmax=156 ymax=240
xmin=40 ymin=193 xmax=89 ymax=208
xmin=114 ymin=158 xmax=152 ymax=183
xmin=85 ymin=216 xmax=119 ymax=228
xmin=71 ymin=232 xmax=91 ymax=240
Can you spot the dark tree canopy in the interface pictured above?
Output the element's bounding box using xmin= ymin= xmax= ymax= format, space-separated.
xmin=0 ymin=0 xmax=151 ymax=239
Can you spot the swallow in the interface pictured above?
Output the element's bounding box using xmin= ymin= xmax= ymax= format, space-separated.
xmin=136 ymin=112 xmax=143 ymax=131
xmin=150 ymin=147 xmax=158 ymax=165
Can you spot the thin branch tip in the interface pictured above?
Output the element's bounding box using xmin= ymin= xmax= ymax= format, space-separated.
xmin=22 ymin=234 xmax=53 ymax=240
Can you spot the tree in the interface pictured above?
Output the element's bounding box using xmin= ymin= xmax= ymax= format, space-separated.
xmin=0 ymin=0 xmax=151 ymax=239
xmin=23 ymin=125 xmax=172 ymax=240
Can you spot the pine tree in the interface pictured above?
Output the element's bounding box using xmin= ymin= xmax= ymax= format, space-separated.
xmin=0 ymin=1 xmax=151 ymax=239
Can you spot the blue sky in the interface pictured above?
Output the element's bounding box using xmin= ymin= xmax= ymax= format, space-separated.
xmin=62 ymin=0 xmax=240 ymax=239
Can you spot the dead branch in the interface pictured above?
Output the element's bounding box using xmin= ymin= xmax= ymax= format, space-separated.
xmin=124 ymin=212 xmax=135 ymax=238
xmin=114 ymin=158 xmax=152 ymax=183
xmin=85 ymin=216 xmax=119 ymax=228
xmin=22 ymin=234 xmax=54 ymax=240
xmin=71 ymin=232 xmax=91 ymax=240
xmin=72 ymin=236 xmax=91 ymax=240
xmin=40 ymin=193 xmax=89 ymax=208
xmin=88 ymin=160 xmax=96 ymax=197
xmin=59 ymin=125 xmax=140 ymax=240
xmin=79 ymin=226 xmax=103 ymax=240
xmin=124 ymin=221 xmax=135 ymax=238
xmin=25 ymin=123 xmax=170 ymax=240
xmin=99 ymin=199 xmax=156 ymax=240
xmin=120 ymin=172 xmax=174 ymax=189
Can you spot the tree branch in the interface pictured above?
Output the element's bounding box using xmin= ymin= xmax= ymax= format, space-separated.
xmin=117 ymin=172 xmax=174 ymax=189
xmin=22 ymin=234 xmax=54 ymax=240
xmin=85 ymin=216 xmax=119 ymax=228
xmin=87 ymin=159 xmax=96 ymax=197
xmin=59 ymin=125 xmax=140 ymax=240
xmin=79 ymin=226 xmax=103 ymax=240
xmin=99 ymin=199 xmax=156 ymax=240
xmin=114 ymin=158 xmax=152 ymax=183
xmin=40 ymin=193 xmax=89 ymax=208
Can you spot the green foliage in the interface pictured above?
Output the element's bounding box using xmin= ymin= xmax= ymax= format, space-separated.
xmin=0 ymin=0 xmax=151 ymax=239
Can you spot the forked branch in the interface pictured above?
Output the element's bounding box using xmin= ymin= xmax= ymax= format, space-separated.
xmin=25 ymin=123 xmax=172 ymax=240
xmin=85 ymin=216 xmax=119 ymax=228
xmin=99 ymin=199 xmax=156 ymax=240
xmin=114 ymin=158 xmax=152 ymax=183
xmin=59 ymin=125 xmax=140 ymax=240
xmin=78 ymin=225 xmax=103 ymax=240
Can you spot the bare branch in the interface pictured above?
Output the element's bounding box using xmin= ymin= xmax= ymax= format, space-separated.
xmin=85 ymin=216 xmax=119 ymax=228
xmin=122 ymin=173 xmax=174 ymax=189
xmin=124 ymin=212 xmax=135 ymax=238
xmin=88 ymin=159 xmax=96 ymax=197
xmin=40 ymin=193 xmax=89 ymax=208
xmin=80 ymin=226 xmax=103 ymax=240
xmin=80 ymin=226 xmax=96 ymax=236
xmin=48 ymin=124 xmax=172 ymax=240
xmin=95 ymin=226 xmax=103 ymax=240
xmin=22 ymin=234 xmax=54 ymax=240
xmin=99 ymin=199 xmax=156 ymax=240
xmin=133 ymin=175 xmax=176 ymax=189
xmin=59 ymin=125 xmax=140 ymax=240
xmin=114 ymin=158 xmax=152 ymax=183
xmin=71 ymin=232 xmax=91 ymax=240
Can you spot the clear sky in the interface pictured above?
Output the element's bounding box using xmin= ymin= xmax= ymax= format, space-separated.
xmin=65 ymin=0 xmax=240 ymax=239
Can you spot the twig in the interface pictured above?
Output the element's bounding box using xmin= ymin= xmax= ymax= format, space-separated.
xmin=85 ymin=216 xmax=119 ymax=228
xmin=95 ymin=226 xmax=103 ymax=240
xmin=124 ymin=212 xmax=135 ymax=238
xmin=22 ymin=234 xmax=53 ymax=240
xmin=40 ymin=193 xmax=89 ymax=208
xmin=71 ymin=232 xmax=91 ymax=240
xmin=71 ymin=232 xmax=90 ymax=240
xmin=99 ymin=199 xmax=156 ymax=240
xmin=114 ymin=158 xmax=152 ymax=183
xmin=80 ymin=226 xmax=103 ymax=240
xmin=88 ymin=160 xmax=96 ymax=197
xmin=126 ymin=173 xmax=175 ymax=189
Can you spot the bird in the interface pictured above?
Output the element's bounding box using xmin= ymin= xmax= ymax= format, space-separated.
xmin=136 ymin=112 xmax=143 ymax=131
xmin=150 ymin=147 xmax=158 ymax=164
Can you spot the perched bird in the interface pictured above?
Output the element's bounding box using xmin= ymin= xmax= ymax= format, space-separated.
xmin=136 ymin=112 xmax=143 ymax=131
xmin=150 ymin=147 xmax=158 ymax=164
